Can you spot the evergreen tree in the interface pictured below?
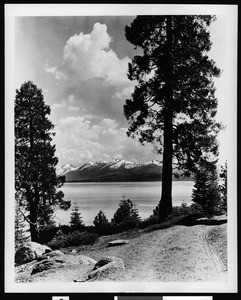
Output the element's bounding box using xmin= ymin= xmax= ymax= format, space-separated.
xmin=191 ymin=159 xmax=221 ymax=218
xmin=93 ymin=210 xmax=110 ymax=233
xmin=15 ymin=81 xmax=70 ymax=241
xmin=69 ymin=202 xmax=84 ymax=229
xmin=111 ymin=199 xmax=141 ymax=228
xmin=124 ymin=16 xmax=221 ymax=221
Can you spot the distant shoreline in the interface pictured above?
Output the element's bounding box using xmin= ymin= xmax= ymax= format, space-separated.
xmin=65 ymin=178 xmax=193 ymax=183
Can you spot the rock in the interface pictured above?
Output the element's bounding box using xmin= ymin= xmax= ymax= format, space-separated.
xmin=107 ymin=239 xmax=129 ymax=247
xmin=46 ymin=250 xmax=64 ymax=257
xmin=88 ymin=256 xmax=124 ymax=279
xmin=36 ymin=255 xmax=47 ymax=262
xmin=71 ymin=249 xmax=77 ymax=254
xmin=31 ymin=259 xmax=55 ymax=275
xmin=31 ymin=256 xmax=68 ymax=275
xmin=15 ymin=242 xmax=52 ymax=265
xmin=15 ymin=246 xmax=35 ymax=265
xmin=78 ymin=255 xmax=97 ymax=265
xmin=31 ymin=254 xmax=97 ymax=276
xmin=36 ymin=250 xmax=64 ymax=261
xmin=93 ymin=257 xmax=113 ymax=270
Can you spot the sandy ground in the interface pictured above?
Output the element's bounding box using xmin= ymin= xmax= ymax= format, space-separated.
xmin=15 ymin=222 xmax=227 ymax=282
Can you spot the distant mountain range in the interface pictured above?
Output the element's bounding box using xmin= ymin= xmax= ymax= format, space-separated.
xmin=57 ymin=159 xmax=190 ymax=182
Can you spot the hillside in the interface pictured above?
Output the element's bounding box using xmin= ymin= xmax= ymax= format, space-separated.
xmin=57 ymin=159 xmax=191 ymax=182
xmin=15 ymin=217 xmax=227 ymax=283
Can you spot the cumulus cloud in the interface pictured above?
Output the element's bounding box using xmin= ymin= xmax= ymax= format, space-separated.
xmin=113 ymin=85 xmax=135 ymax=100
xmin=53 ymin=116 xmax=157 ymax=166
xmin=52 ymin=99 xmax=66 ymax=109
xmin=44 ymin=61 xmax=68 ymax=80
xmin=45 ymin=23 xmax=132 ymax=88
xmin=68 ymin=94 xmax=75 ymax=104
xmin=52 ymin=94 xmax=80 ymax=112
xmin=68 ymin=105 xmax=80 ymax=112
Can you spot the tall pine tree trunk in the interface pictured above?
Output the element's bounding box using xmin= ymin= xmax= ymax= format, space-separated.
xmin=29 ymin=117 xmax=39 ymax=241
xmin=29 ymin=185 xmax=39 ymax=242
xmin=159 ymin=16 xmax=173 ymax=222
xmin=29 ymin=201 xmax=38 ymax=241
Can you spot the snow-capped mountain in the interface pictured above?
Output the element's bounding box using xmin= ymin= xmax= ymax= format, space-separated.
xmin=56 ymin=164 xmax=79 ymax=176
xmin=61 ymin=159 xmax=163 ymax=182
xmin=143 ymin=160 xmax=162 ymax=166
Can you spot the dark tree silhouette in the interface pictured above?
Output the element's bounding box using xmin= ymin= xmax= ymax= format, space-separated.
xmin=15 ymin=81 xmax=70 ymax=241
xmin=111 ymin=199 xmax=141 ymax=228
xmin=124 ymin=16 xmax=221 ymax=221
xmin=93 ymin=210 xmax=110 ymax=232
xmin=69 ymin=202 xmax=84 ymax=229
xmin=192 ymin=159 xmax=221 ymax=218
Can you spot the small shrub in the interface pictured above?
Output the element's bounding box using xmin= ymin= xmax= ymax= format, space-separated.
xmin=140 ymin=202 xmax=205 ymax=230
xmin=111 ymin=199 xmax=141 ymax=230
xmin=47 ymin=230 xmax=98 ymax=249
xmin=142 ymin=214 xmax=188 ymax=232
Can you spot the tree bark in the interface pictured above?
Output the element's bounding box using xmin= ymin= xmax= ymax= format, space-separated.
xmin=158 ymin=16 xmax=173 ymax=222
xmin=29 ymin=184 xmax=40 ymax=242
xmin=29 ymin=200 xmax=39 ymax=242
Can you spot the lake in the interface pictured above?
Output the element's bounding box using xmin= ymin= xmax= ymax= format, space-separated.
xmin=55 ymin=181 xmax=194 ymax=226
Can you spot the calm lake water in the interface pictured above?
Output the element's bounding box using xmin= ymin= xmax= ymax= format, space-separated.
xmin=55 ymin=181 xmax=194 ymax=226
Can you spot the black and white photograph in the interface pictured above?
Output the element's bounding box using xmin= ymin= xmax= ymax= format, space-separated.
xmin=5 ymin=3 xmax=237 ymax=293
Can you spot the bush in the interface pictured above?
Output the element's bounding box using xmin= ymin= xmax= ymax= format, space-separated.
xmin=111 ymin=199 xmax=141 ymax=230
xmin=47 ymin=230 xmax=98 ymax=249
xmin=140 ymin=202 xmax=205 ymax=230
xmin=38 ymin=225 xmax=58 ymax=244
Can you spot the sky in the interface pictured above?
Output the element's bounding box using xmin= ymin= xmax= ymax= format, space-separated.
xmin=13 ymin=6 xmax=236 ymax=168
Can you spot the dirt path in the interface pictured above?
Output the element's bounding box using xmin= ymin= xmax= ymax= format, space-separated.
xmin=81 ymin=224 xmax=227 ymax=282
xmin=16 ymin=223 xmax=227 ymax=282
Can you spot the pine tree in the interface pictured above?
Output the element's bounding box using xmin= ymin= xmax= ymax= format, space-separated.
xmin=69 ymin=202 xmax=84 ymax=229
xmin=15 ymin=81 xmax=70 ymax=241
xmin=192 ymin=159 xmax=221 ymax=218
xmin=93 ymin=210 xmax=109 ymax=228
xmin=124 ymin=16 xmax=221 ymax=221
xmin=111 ymin=199 xmax=141 ymax=228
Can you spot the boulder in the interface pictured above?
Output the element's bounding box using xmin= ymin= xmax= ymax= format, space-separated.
xmin=31 ymin=256 xmax=68 ymax=275
xmin=78 ymin=255 xmax=97 ymax=265
xmin=31 ymin=259 xmax=55 ymax=275
xmin=45 ymin=250 xmax=64 ymax=258
xmin=15 ymin=242 xmax=52 ymax=265
xmin=36 ymin=250 xmax=64 ymax=261
xmin=31 ymin=254 xmax=97 ymax=276
xmin=93 ymin=257 xmax=113 ymax=270
xmin=88 ymin=256 xmax=124 ymax=279
xmin=107 ymin=239 xmax=129 ymax=247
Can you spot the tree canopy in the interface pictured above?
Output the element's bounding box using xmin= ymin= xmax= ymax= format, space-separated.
xmin=124 ymin=16 xmax=221 ymax=221
xmin=15 ymin=81 xmax=70 ymax=241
